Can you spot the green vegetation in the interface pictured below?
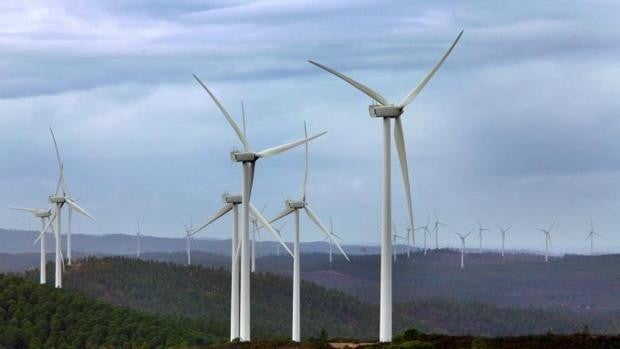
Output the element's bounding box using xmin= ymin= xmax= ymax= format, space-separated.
xmin=0 ymin=274 xmax=223 ymax=348
xmin=28 ymin=257 xmax=381 ymax=340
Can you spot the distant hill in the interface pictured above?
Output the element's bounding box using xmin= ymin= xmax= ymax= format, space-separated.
xmin=0 ymin=228 xmax=382 ymax=256
xmin=0 ymin=274 xmax=223 ymax=348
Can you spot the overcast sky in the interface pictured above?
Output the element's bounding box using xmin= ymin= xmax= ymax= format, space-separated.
xmin=1 ymin=0 xmax=619 ymax=253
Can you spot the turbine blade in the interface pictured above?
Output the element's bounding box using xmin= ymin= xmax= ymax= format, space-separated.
xmin=304 ymin=205 xmax=350 ymax=261
xmin=250 ymin=202 xmax=294 ymax=257
xmin=192 ymin=74 xmax=251 ymax=151
xmin=302 ymin=121 xmax=308 ymax=201
xmin=65 ymin=198 xmax=100 ymax=226
xmin=268 ymin=207 xmax=295 ymax=225
xmin=308 ymin=60 xmax=389 ymax=105
xmin=255 ymin=131 xmax=326 ymax=158
xmin=10 ymin=207 xmax=40 ymax=214
xmin=34 ymin=213 xmax=56 ymax=244
xmin=393 ymin=117 xmax=415 ymax=241
xmin=398 ymin=30 xmax=464 ymax=107
xmin=192 ymin=204 xmax=233 ymax=236
xmin=49 ymin=128 xmax=62 ymax=171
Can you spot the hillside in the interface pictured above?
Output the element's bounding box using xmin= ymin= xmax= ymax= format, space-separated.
xmin=37 ymin=257 xmax=384 ymax=340
xmin=19 ymin=256 xmax=620 ymax=338
xmin=0 ymin=274 xmax=223 ymax=348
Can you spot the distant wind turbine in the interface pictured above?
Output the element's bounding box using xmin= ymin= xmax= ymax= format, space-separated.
xmin=537 ymin=221 xmax=555 ymax=262
xmin=452 ymin=229 xmax=473 ymax=269
xmin=37 ymin=129 xmax=100 ymax=288
xmin=414 ymin=219 xmax=429 ymax=256
xmin=586 ymin=219 xmax=600 ymax=256
xmin=391 ymin=223 xmax=407 ymax=262
xmin=10 ymin=207 xmax=53 ymax=284
xmin=476 ymin=219 xmax=489 ymax=255
xmin=136 ymin=220 xmax=143 ymax=258
xmin=432 ymin=209 xmax=446 ymax=250
xmin=250 ymin=204 xmax=267 ymax=273
xmin=309 ymin=30 xmax=464 ymax=342
xmin=496 ymin=225 xmax=512 ymax=258
xmin=183 ymin=219 xmax=194 ymax=266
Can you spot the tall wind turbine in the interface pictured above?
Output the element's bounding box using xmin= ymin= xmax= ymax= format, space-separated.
xmin=250 ymin=204 xmax=267 ymax=273
xmin=476 ymin=219 xmax=489 ymax=255
xmin=10 ymin=207 xmax=52 ymax=284
xmin=136 ymin=220 xmax=143 ymax=258
xmin=325 ymin=216 xmax=342 ymax=264
xmin=537 ymin=221 xmax=555 ymax=262
xmin=193 ymin=76 xmax=319 ymax=342
xmin=37 ymin=129 xmax=99 ymax=288
xmin=414 ymin=219 xmax=429 ymax=256
xmin=183 ymin=219 xmax=193 ymax=265
xmin=586 ymin=219 xmax=600 ymax=256
xmin=192 ymin=193 xmax=291 ymax=341
xmin=497 ymin=225 xmax=512 ymax=258
xmin=452 ymin=229 xmax=473 ymax=269
xmin=309 ymin=30 xmax=463 ymax=342
xmin=391 ymin=224 xmax=407 ymax=262
xmin=432 ymin=209 xmax=446 ymax=250
xmin=267 ymin=122 xmax=349 ymax=342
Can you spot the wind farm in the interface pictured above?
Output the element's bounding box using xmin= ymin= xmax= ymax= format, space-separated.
xmin=1 ymin=1 xmax=620 ymax=348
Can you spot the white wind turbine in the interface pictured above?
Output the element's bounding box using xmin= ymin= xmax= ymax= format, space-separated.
xmin=497 ymin=225 xmax=512 ymax=258
xmin=37 ymin=128 xmax=99 ymax=288
xmin=193 ymin=75 xmax=319 ymax=342
xmin=586 ymin=219 xmax=600 ymax=256
xmin=324 ymin=216 xmax=343 ymax=264
xmin=432 ymin=209 xmax=446 ymax=250
xmin=136 ymin=220 xmax=143 ymax=258
xmin=183 ymin=219 xmax=194 ymax=266
xmin=414 ymin=218 xmax=429 ymax=256
xmin=267 ymin=122 xmax=349 ymax=342
xmin=391 ymin=224 xmax=407 ymax=262
xmin=476 ymin=219 xmax=489 ymax=255
xmin=537 ymin=221 xmax=555 ymax=262
xmin=192 ymin=193 xmax=292 ymax=341
xmin=452 ymin=229 xmax=473 ymax=269
xmin=10 ymin=207 xmax=53 ymax=284
xmin=250 ymin=204 xmax=267 ymax=273
xmin=309 ymin=30 xmax=463 ymax=342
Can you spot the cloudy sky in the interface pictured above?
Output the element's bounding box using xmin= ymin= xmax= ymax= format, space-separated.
xmin=1 ymin=0 xmax=619 ymax=253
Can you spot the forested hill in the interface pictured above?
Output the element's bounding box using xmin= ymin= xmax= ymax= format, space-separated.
xmin=0 ymin=274 xmax=223 ymax=348
xmin=40 ymin=257 xmax=383 ymax=340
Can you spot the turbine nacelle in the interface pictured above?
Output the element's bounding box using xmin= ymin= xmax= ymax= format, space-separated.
xmin=35 ymin=210 xmax=52 ymax=218
xmin=223 ymin=193 xmax=243 ymax=204
xmin=231 ymin=151 xmax=257 ymax=162
xmin=368 ymin=105 xmax=403 ymax=118
xmin=49 ymin=196 xmax=66 ymax=204
xmin=286 ymin=200 xmax=305 ymax=209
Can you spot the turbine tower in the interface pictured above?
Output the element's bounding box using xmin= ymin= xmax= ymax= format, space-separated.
xmin=267 ymin=122 xmax=349 ymax=342
xmin=586 ymin=219 xmax=600 ymax=256
xmin=37 ymin=128 xmax=99 ymax=288
xmin=193 ymin=76 xmax=321 ymax=342
xmin=136 ymin=220 xmax=143 ymax=258
xmin=537 ymin=221 xmax=555 ymax=262
xmin=497 ymin=225 xmax=512 ymax=258
xmin=432 ymin=209 xmax=446 ymax=250
xmin=183 ymin=219 xmax=193 ymax=265
xmin=309 ymin=30 xmax=463 ymax=342
xmin=325 ymin=216 xmax=343 ymax=264
xmin=10 ymin=207 xmax=53 ymax=284
xmin=193 ymin=193 xmax=291 ymax=341
xmin=414 ymin=220 xmax=428 ymax=256
xmin=391 ymin=224 xmax=407 ymax=262
xmin=476 ymin=219 xmax=489 ymax=255
xmin=250 ymin=204 xmax=267 ymax=273
xmin=452 ymin=229 xmax=473 ymax=269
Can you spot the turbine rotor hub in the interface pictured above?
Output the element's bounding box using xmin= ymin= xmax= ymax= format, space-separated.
xmin=369 ymin=105 xmax=403 ymax=118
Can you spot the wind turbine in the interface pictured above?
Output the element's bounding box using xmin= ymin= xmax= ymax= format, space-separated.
xmin=136 ymin=220 xmax=143 ymax=258
xmin=192 ymin=193 xmax=291 ymax=341
xmin=325 ymin=216 xmax=343 ymax=264
xmin=193 ymin=75 xmax=318 ymax=342
xmin=10 ymin=207 xmax=53 ymax=284
xmin=309 ymin=30 xmax=463 ymax=342
xmin=537 ymin=221 xmax=555 ymax=262
xmin=586 ymin=219 xmax=600 ymax=256
xmin=452 ymin=229 xmax=473 ymax=269
xmin=183 ymin=219 xmax=193 ymax=265
xmin=267 ymin=122 xmax=349 ymax=342
xmin=391 ymin=223 xmax=407 ymax=262
xmin=414 ymin=219 xmax=429 ymax=256
xmin=432 ymin=209 xmax=446 ymax=250
xmin=497 ymin=225 xmax=512 ymax=258
xmin=476 ymin=219 xmax=489 ymax=255
xmin=37 ymin=129 xmax=99 ymax=288
xmin=250 ymin=204 xmax=267 ymax=273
